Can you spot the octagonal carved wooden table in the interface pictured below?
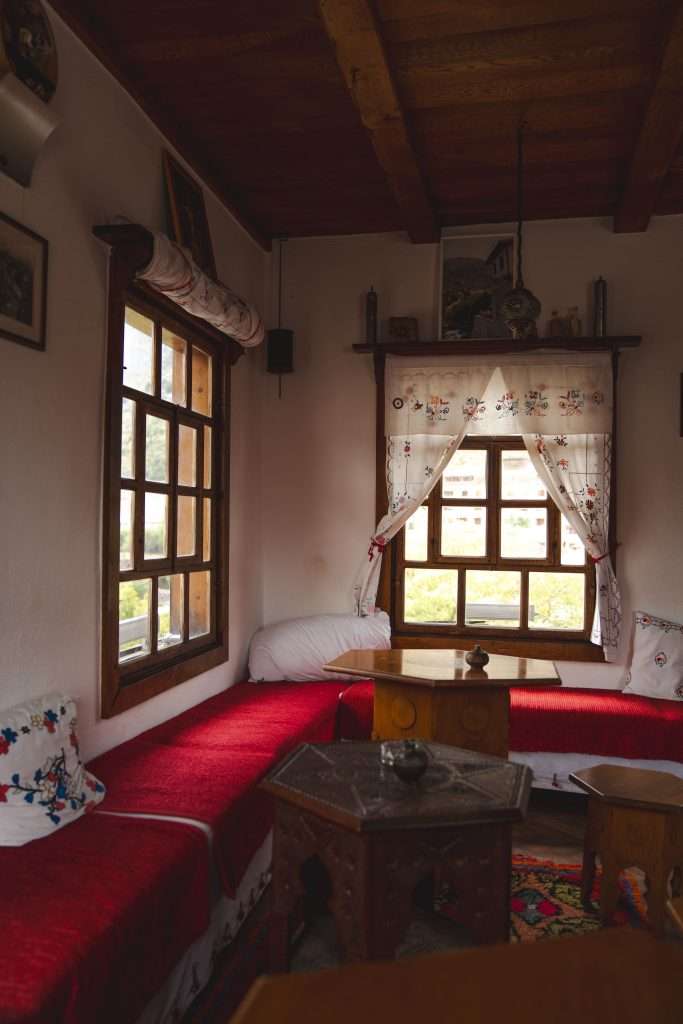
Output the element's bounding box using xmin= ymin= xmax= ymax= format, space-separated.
xmin=571 ymin=764 xmax=683 ymax=936
xmin=262 ymin=741 xmax=531 ymax=970
xmin=324 ymin=648 xmax=560 ymax=758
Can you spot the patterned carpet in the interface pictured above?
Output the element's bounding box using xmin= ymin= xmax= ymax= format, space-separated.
xmin=509 ymin=854 xmax=645 ymax=940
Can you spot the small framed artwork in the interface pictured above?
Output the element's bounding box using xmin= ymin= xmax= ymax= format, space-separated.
xmin=0 ymin=211 xmax=48 ymax=351
xmin=439 ymin=231 xmax=516 ymax=340
xmin=388 ymin=316 xmax=419 ymax=342
xmin=162 ymin=151 xmax=216 ymax=279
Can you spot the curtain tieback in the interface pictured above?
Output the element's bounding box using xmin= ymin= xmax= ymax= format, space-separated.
xmin=589 ymin=552 xmax=609 ymax=564
xmin=368 ymin=536 xmax=387 ymax=560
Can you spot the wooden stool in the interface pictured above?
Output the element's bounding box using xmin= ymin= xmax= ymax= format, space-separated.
xmin=570 ymin=765 xmax=683 ymax=936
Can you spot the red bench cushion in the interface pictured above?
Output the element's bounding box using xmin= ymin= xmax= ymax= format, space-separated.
xmin=88 ymin=681 xmax=346 ymax=893
xmin=510 ymin=686 xmax=683 ymax=761
xmin=0 ymin=814 xmax=208 ymax=1024
xmin=337 ymin=682 xmax=683 ymax=763
xmin=337 ymin=681 xmax=374 ymax=740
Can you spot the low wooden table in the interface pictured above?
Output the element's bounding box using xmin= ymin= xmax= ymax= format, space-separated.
xmin=570 ymin=764 xmax=683 ymax=936
xmin=262 ymin=741 xmax=531 ymax=969
xmin=324 ymin=648 xmax=560 ymax=758
xmin=232 ymin=928 xmax=683 ymax=1024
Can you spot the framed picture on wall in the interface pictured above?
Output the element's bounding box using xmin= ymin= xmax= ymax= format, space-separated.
xmin=0 ymin=211 xmax=48 ymax=351
xmin=439 ymin=231 xmax=516 ymax=340
xmin=162 ymin=151 xmax=217 ymax=279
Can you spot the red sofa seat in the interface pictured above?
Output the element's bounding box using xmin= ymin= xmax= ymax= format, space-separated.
xmin=0 ymin=814 xmax=209 ymax=1024
xmin=337 ymin=681 xmax=683 ymax=763
xmin=510 ymin=687 xmax=683 ymax=762
xmin=88 ymin=681 xmax=348 ymax=894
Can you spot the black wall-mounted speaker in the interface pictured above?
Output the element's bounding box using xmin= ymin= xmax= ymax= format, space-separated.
xmin=267 ymin=328 xmax=294 ymax=375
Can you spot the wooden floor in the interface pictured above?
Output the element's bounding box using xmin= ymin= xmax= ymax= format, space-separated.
xmin=513 ymin=788 xmax=587 ymax=861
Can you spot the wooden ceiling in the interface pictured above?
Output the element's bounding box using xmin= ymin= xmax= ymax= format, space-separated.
xmin=50 ymin=0 xmax=683 ymax=248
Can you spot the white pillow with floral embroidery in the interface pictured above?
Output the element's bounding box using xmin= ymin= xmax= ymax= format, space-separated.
xmin=623 ymin=611 xmax=683 ymax=701
xmin=0 ymin=693 xmax=105 ymax=846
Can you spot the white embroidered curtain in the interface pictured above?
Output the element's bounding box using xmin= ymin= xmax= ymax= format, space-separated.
xmin=137 ymin=231 xmax=265 ymax=347
xmin=353 ymin=352 xmax=621 ymax=658
xmin=523 ymin=433 xmax=620 ymax=660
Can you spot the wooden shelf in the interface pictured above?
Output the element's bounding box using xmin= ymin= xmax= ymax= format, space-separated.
xmin=353 ymin=336 xmax=641 ymax=357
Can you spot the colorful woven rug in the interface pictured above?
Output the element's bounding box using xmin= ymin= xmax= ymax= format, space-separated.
xmin=509 ymin=854 xmax=645 ymax=941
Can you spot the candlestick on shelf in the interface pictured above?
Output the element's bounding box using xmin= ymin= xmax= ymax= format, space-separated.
xmin=365 ymin=286 xmax=378 ymax=345
xmin=593 ymin=277 xmax=607 ymax=337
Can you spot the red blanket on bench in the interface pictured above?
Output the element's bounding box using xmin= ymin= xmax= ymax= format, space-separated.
xmin=88 ymin=681 xmax=346 ymax=894
xmin=0 ymin=815 xmax=209 ymax=1024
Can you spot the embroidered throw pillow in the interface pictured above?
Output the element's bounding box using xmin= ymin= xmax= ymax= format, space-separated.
xmin=623 ymin=611 xmax=683 ymax=701
xmin=0 ymin=693 xmax=105 ymax=846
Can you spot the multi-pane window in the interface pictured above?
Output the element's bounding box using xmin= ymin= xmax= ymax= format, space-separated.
xmin=103 ymin=296 xmax=228 ymax=715
xmin=396 ymin=438 xmax=593 ymax=640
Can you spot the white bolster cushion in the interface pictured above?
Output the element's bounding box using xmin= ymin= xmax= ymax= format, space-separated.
xmin=249 ymin=612 xmax=391 ymax=682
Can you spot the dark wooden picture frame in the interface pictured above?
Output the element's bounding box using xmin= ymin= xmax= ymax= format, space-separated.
xmin=162 ymin=151 xmax=217 ymax=279
xmin=0 ymin=211 xmax=48 ymax=351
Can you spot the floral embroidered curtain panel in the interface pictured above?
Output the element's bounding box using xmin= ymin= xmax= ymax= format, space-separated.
xmin=353 ymin=352 xmax=621 ymax=660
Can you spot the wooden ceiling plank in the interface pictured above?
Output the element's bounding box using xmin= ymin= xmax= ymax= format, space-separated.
xmin=48 ymin=0 xmax=272 ymax=251
xmin=390 ymin=14 xmax=656 ymax=76
xmin=614 ymin=2 xmax=683 ymax=232
xmin=317 ymin=0 xmax=438 ymax=243
xmin=377 ymin=0 xmax=662 ymax=38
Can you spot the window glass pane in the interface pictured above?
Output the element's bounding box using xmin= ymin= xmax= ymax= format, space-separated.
xmin=158 ymin=574 xmax=184 ymax=649
xmin=118 ymin=579 xmax=151 ymax=662
xmin=561 ymin=516 xmax=585 ymax=566
xmin=144 ymin=492 xmax=168 ymax=559
xmin=529 ymin=572 xmax=585 ymax=630
xmin=189 ymin=570 xmax=211 ymax=638
xmin=203 ymin=498 xmax=211 ymax=561
xmin=192 ymin=346 xmax=212 ymax=416
xmin=119 ymin=489 xmax=134 ymax=571
xmin=145 ymin=415 xmax=169 ymax=483
xmin=161 ymin=329 xmax=187 ymax=406
xmin=123 ymin=308 xmax=154 ymax=395
xmin=501 ymin=450 xmax=547 ymax=500
xmin=500 ymin=507 xmax=547 ymax=559
xmin=178 ymin=424 xmax=197 ymax=487
xmin=204 ymin=426 xmax=212 ymax=488
xmin=121 ymin=398 xmax=135 ymax=478
xmin=404 ymin=505 xmax=428 ymax=561
xmin=442 ymin=449 xmax=486 ymax=499
xmin=465 ymin=570 xmax=521 ymax=627
xmin=177 ymin=496 xmax=196 ymax=557
xmin=441 ymin=507 xmax=486 ymax=557
xmin=404 ymin=568 xmax=457 ymax=624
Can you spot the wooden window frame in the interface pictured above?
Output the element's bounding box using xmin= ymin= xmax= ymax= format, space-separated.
xmin=392 ymin=436 xmax=597 ymax=654
xmin=98 ymin=224 xmax=243 ymax=717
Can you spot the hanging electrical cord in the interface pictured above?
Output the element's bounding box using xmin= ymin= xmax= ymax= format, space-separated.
xmin=267 ymin=236 xmax=294 ymax=397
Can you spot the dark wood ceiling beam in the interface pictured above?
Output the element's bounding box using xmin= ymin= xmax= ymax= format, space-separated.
xmin=48 ymin=0 xmax=272 ymax=252
xmin=317 ymin=0 xmax=438 ymax=243
xmin=614 ymin=2 xmax=683 ymax=232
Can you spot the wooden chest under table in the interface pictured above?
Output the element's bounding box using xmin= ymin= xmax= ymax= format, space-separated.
xmin=325 ymin=648 xmax=560 ymax=758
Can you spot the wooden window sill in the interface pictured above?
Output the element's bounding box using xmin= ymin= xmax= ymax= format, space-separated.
xmin=391 ymin=632 xmax=605 ymax=664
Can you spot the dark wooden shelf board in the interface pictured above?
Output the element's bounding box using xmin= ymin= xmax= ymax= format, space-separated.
xmin=353 ymin=337 xmax=641 ymax=356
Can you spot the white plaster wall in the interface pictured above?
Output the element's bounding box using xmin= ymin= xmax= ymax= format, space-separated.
xmin=261 ymin=218 xmax=683 ymax=686
xmin=0 ymin=7 xmax=267 ymax=758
